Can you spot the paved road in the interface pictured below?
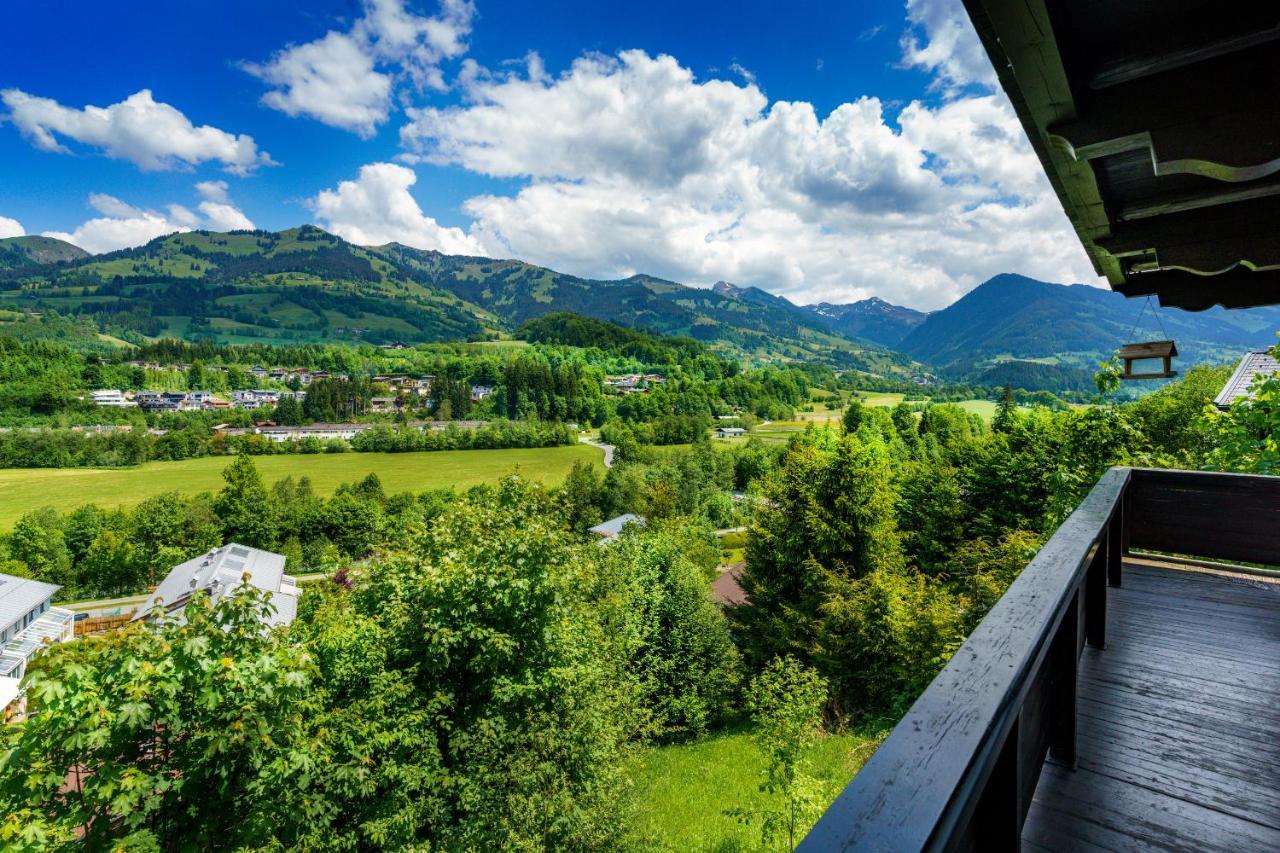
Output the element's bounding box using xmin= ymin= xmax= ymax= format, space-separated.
xmin=578 ymin=436 xmax=616 ymax=468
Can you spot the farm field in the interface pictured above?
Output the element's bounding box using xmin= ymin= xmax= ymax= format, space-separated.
xmin=954 ymin=399 xmax=999 ymax=420
xmin=0 ymin=445 xmax=601 ymax=529
xmin=627 ymin=724 xmax=882 ymax=851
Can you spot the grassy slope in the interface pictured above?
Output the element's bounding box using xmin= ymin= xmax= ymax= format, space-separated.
xmin=627 ymin=726 xmax=881 ymax=851
xmin=0 ymin=445 xmax=601 ymax=528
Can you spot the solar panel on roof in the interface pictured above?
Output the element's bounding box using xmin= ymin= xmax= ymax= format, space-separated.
xmin=223 ymin=559 xmax=246 ymax=571
xmin=229 ymin=546 xmax=251 ymax=558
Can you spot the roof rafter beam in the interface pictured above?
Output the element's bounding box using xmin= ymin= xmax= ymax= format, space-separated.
xmin=1050 ymin=47 xmax=1280 ymax=184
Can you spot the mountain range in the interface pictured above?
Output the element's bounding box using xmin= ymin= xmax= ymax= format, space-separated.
xmin=1 ymin=228 xmax=1277 ymax=390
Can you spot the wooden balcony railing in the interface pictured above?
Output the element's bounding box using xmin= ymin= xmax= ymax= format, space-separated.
xmin=798 ymin=467 xmax=1280 ymax=852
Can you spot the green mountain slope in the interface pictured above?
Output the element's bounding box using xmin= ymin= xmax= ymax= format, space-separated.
xmin=0 ymin=235 xmax=89 ymax=270
xmin=0 ymin=227 xmax=916 ymax=373
xmin=899 ymin=273 xmax=1280 ymax=386
xmin=0 ymin=227 xmax=493 ymax=345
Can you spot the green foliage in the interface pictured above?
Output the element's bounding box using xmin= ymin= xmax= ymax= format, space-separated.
xmin=213 ymin=454 xmax=277 ymax=548
xmin=599 ymin=531 xmax=740 ymax=742
xmin=817 ymin=567 xmax=961 ymax=717
xmin=734 ymin=430 xmax=905 ymax=690
xmin=329 ymin=476 xmax=631 ymax=849
xmin=1204 ymin=355 xmax=1280 ymax=474
xmin=1129 ymin=363 xmax=1231 ymax=463
xmin=0 ymin=588 xmax=320 ymax=850
xmin=727 ymin=657 xmax=829 ymax=851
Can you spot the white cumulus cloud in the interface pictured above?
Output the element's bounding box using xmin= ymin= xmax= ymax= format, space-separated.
xmin=0 ymin=216 xmax=26 ymax=239
xmin=44 ymin=185 xmax=256 ymax=254
xmin=196 ymin=181 xmax=256 ymax=231
xmin=244 ymin=0 xmax=475 ymax=137
xmin=397 ymin=49 xmax=1096 ymax=310
xmin=899 ymin=0 xmax=998 ymax=93
xmin=1 ymin=88 xmax=274 ymax=175
xmin=309 ymin=161 xmax=483 ymax=255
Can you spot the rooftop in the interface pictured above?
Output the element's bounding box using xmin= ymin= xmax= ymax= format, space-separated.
xmin=134 ymin=543 xmax=297 ymax=628
xmin=1215 ymin=350 xmax=1279 ymax=409
xmin=0 ymin=574 xmax=60 ymax=632
xmin=962 ymin=0 xmax=1280 ymax=309
xmin=588 ymin=513 xmax=644 ymax=538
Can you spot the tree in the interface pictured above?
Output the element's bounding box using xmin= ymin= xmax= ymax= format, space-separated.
xmin=186 ymin=359 xmax=206 ymax=390
xmin=304 ymin=476 xmax=632 ymax=849
xmin=600 ymin=531 xmax=739 ymax=741
xmin=0 ymin=588 xmax=322 ymax=850
xmin=734 ymin=431 xmax=903 ymax=671
xmin=559 ymin=460 xmax=602 ymax=532
xmin=213 ymin=455 xmax=277 ymax=548
xmin=272 ymin=394 xmax=304 ymax=426
xmin=728 ymin=656 xmax=829 ymax=851
xmin=993 ymin=385 xmax=1017 ymax=432
xmin=131 ymin=492 xmax=222 ymax=583
xmin=8 ymin=507 xmax=70 ymax=588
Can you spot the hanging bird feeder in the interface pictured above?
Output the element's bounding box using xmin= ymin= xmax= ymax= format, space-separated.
xmin=1119 ymin=340 xmax=1178 ymax=380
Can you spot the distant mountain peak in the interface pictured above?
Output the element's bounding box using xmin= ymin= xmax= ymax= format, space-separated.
xmin=803 ymin=295 xmax=928 ymax=347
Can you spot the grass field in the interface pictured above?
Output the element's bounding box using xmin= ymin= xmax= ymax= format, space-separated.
xmin=0 ymin=445 xmax=602 ymax=529
xmin=627 ymin=725 xmax=882 ymax=851
xmin=954 ymin=399 xmax=999 ymax=420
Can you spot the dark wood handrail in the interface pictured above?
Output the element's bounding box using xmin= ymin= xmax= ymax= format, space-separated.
xmin=799 ymin=466 xmax=1280 ymax=851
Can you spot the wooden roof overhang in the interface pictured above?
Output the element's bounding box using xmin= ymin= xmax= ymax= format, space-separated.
xmin=961 ymin=1 xmax=1280 ymax=310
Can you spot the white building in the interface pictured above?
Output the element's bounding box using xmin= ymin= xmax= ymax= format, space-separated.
xmin=256 ymin=423 xmax=371 ymax=442
xmin=133 ymin=544 xmax=299 ymax=629
xmin=470 ymin=384 xmax=494 ymax=402
xmin=0 ymin=575 xmax=75 ymax=711
xmin=90 ymin=389 xmax=137 ymax=408
xmin=716 ymin=427 xmax=747 ymax=438
xmin=588 ymin=513 xmax=645 ymax=545
xmin=232 ymin=389 xmax=282 ymax=408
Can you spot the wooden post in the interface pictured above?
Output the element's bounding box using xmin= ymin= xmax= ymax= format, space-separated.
xmin=1049 ymin=595 xmax=1079 ymax=767
xmin=1086 ymin=535 xmax=1107 ymax=649
xmin=974 ymin=715 xmax=1023 ymax=851
xmin=1112 ymin=490 xmax=1129 ymax=587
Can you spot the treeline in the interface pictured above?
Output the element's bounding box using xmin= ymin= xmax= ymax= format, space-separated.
xmin=1 ymin=456 xmax=448 ymax=599
xmin=517 ymin=311 xmax=713 ymax=365
xmin=731 ymin=363 xmax=1233 ymax=717
xmin=0 ymin=419 xmax=574 ymax=469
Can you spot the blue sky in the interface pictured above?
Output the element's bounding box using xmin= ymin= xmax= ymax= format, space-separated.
xmin=0 ymin=0 xmax=1098 ymax=309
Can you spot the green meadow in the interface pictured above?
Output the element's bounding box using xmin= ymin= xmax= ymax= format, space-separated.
xmin=627 ymin=725 xmax=882 ymax=851
xmin=0 ymin=445 xmax=602 ymax=529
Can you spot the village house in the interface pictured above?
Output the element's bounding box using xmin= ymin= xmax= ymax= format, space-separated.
xmin=470 ymin=384 xmax=494 ymax=402
xmin=133 ymin=544 xmax=298 ymax=630
xmin=0 ymin=574 xmax=75 ymax=713
xmin=255 ymin=423 xmax=372 ymax=442
xmin=90 ymin=389 xmax=137 ymax=407
xmin=588 ymin=513 xmax=645 ymax=545
xmin=715 ymin=427 xmax=746 ymax=438
xmin=1215 ymin=351 xmax=1279 ymax=410
xmin=231 ymin=389 xmax=282 ymax=408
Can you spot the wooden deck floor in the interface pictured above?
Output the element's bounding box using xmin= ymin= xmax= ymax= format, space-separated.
xmin=1022 ymin=564 xmax=1280 ymax=851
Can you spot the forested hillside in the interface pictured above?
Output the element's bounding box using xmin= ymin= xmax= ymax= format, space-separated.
xmin=0 ymin=228 xmax=915 ymax=374
xmin=2 ymin=228 xmax=1275 ymax=391
xmin=899 ymin=273 xmax=1280 ymax=387
xmin=0 ymin=235 xmax=89 ymax=271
